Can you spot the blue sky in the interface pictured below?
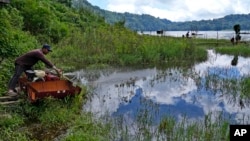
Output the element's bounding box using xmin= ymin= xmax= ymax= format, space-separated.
xmin=87 ymin=0 xmax=250 ymax=22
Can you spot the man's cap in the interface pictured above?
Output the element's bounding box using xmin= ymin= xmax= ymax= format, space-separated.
xmin=43 ymin=44 xmax=52 ymax=52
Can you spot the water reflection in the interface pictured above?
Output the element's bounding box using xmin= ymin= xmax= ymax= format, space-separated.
xmin=231 ymin=55 xmax=238 ymax=66
xmin=74 ymin=50 xmax=250 ymax=124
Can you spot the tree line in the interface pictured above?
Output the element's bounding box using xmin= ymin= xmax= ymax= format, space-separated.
xmin=80 ymin=0 xmax=250 ymax=31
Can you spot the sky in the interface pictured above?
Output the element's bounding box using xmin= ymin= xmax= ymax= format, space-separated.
xmin=87 ymin=0 xmax=250 ymax=22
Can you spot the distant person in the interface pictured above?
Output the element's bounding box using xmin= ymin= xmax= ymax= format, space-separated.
xmin=6 ymin=44 xmax=61 ymax=97
xmin=236 ymin=34 xmax=241 ymax=44
xmin=186 ymin=31 xmax=189 ymax=38
xmin=230 ymin=37 xmax=235 ymax=45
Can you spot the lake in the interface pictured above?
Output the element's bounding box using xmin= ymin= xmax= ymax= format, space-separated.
xmin=139 ymin=30 xmax=250 ymax=41
xmin=67 ymin=50 xmax=250 ymax=127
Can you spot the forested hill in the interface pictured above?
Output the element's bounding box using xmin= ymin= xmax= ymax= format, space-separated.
xmin=82 ymin=0 xmax=250 ymax=31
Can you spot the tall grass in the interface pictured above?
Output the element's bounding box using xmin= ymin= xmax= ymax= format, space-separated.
xmin=215 ymin=44 xmax=250 ymax=56
xmin=52 ymin=29 xmax=208 ymax=70
xmin=157 ymin=114 xmax=230 ymax=141
xmin=82 ymin=103 xmax=232 ymax=141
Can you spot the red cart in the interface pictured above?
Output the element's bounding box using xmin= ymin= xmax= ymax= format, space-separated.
xmin=18 ymin=70 xmax=82 ymax=102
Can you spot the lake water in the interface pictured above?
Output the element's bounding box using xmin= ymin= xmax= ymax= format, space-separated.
xmin=139 ymin=30 xmax=250 ymax=41
xmin=68 ymin=50 xmax=250 ymax=126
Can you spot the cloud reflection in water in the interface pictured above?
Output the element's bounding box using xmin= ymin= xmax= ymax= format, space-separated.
xmin=82 ymin=50 xmax=250 ymax=124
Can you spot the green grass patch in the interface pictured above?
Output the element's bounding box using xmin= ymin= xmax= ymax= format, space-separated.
xmin=241 ymin=77 xmax=250 ymax=98
xmin=0 ymin=88 xmax=112 ymax=141
xmin=215 ymin=44 xmax=250 ymax=56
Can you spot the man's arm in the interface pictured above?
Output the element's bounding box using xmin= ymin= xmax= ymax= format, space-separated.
xmin=37 ymin=51 xmax=62 ymax=76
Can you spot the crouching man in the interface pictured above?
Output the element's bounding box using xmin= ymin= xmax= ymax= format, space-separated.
xmin=6 ymin=44 xmax=61 ymax=97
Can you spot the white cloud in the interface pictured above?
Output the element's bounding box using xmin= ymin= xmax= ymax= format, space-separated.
xmin=88 ymin=0 xmax=250 ymax=21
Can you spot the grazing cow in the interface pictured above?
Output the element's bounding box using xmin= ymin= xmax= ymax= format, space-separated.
xmin=156 ymin=30 xmax=164 ymax=35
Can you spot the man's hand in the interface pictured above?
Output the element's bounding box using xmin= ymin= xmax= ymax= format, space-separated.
xmin=53 ymin=66 xmax=62 ymax=77
xmin=56 ymin=68 xmax=62 ymax=77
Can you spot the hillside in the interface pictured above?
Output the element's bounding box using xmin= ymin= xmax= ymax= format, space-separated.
xmin=0 ymin=0 xmax=115 ymax=94
xmin=82 ymin=0 xmax=250 ymax=31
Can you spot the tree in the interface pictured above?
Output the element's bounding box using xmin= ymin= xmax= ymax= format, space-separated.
xmin=233 ymin=24 xmax=241 ymax=43
xmin=57 ymin=0 xmax=72 ymax=7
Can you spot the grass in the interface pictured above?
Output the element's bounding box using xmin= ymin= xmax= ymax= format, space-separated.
xmin=157 ymin=114 xmax=230 ymax=141
xmin=52 ymin=33 xmax=208 ymax=70
xmin=215 ymin=45 xmax=250 ymax=56
xmin=0 ymin=87 xmax=101 ymax=141
xmin=88 ymin=103 xmax=232 ymax=141
xmin=1 ymin=37 xmax=250 ymax=141
xmin=1 ymin=1 xmax=250 ymax=140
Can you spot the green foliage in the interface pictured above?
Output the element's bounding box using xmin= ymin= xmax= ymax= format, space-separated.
xmin=234 ymin=24 xmax=241 ymax=41
xmin=0 ymin=30 xmax=37 ymax=95
xmin=241 ymin=78 xmax=250 ymax=98
xmin=215 ymin=45 xmax=250 ymax=57
xmin=0 ymin=8 xmax=19 ymax=61
xmin=52 ymin=23 xmax=207 ymax=68
xmin=0 ymin=90 xmax=89 ymax=140
xmin=13 ymin=0 xmax=52 ymax=35
xmin=233 ymin=24 xmax=241 ymax=34
xmin=10 ymin=0 xmax=72 ymax=44
xmin=0 ymin=129 xmax=29 ymax=141
xmin=0 ymin=112 xmax=24 ymax=129
xmin=0 ymin=106 xmax=27 ymax=141
xmin=62 ymin=113 xmax=112 ymax=141
xmin=56 ymin=0 xmax=72 ymax=7
xmin=0 ymin=60 xmax=13 ymax=95
xmin=157 ymin=114 xmax=230 ymax=141
xmin=0 ymin=0 xmax=76 ymax=94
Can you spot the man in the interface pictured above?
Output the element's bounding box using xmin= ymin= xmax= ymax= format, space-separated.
xmin=6 ymin=44 xmax=61 ymax=97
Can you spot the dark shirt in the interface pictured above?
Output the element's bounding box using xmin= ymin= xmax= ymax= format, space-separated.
xmin=15 ymin=49 xmax=54 ymax=68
